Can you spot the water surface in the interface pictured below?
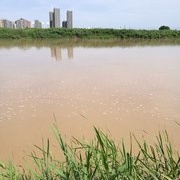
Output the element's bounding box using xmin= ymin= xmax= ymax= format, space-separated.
xmin=0 ymin=40 xmax=180 ymax=163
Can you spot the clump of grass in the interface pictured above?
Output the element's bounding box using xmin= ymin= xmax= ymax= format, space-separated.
xmin=0 ymin=125 xmax=179 ymax=179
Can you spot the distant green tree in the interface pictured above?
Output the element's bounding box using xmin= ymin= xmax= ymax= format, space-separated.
xmin=159 ymin=25 xmax=170 ymax=30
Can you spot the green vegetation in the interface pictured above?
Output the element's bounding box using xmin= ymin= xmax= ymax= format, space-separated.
xmin=0 ymin=28 xmax=180 ymax=40
xmin=159 ymin=26 xmax=171 ymax=30
xmin=0 ymin=125 xmax=179 ymax=180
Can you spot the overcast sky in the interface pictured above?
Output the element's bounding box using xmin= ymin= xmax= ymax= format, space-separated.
xmin=0 ymin=0 xmax=179 ymax=29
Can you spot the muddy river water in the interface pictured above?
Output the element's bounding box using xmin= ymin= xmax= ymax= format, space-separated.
xmin=0 ymin=40 xmax=180 ymax=164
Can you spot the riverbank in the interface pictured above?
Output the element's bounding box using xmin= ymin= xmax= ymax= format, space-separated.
xmin=0 ymin=126 xmax=179 ymax=179
xmin=0 ymin=28 xmax=180 ymax=40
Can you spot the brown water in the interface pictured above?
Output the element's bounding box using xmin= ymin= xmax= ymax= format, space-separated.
xmin=0 ymin=40 xmax=180 ymax=164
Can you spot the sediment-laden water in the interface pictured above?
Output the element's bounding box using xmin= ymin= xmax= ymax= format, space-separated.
xmin=0 ymin=40 xmax=180 ymax=163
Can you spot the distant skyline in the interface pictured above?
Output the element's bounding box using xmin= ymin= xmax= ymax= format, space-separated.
xmin=0 ymin=0 xmax=179 ymax=29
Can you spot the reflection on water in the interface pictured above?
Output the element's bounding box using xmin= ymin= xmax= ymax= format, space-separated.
xmin=0 ymin=39 xmax=180 ymax=49
xmin=51 ymin=46 xmax=73 ymax=60
xmin=51 ymin=47 xmax=62 ymax=60
xmin=67 ymin=47 xmax=73 ymax=59
xmin=0 ymin=39 xmax=180 ymax=164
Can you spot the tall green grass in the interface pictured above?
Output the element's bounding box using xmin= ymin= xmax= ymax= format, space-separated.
xmin=0 ymin=125 xmax=179 ymax=179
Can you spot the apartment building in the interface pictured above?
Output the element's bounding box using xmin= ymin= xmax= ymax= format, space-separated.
xmin=15 ymin=18 xmax=31 ymax=29
xmin=34 ymin=20 xmax=42 ymax=28
xmin=0 ymin=19 xmax=14 ymax=28
xmin=0 ymin=20 xmax=3 ymax=28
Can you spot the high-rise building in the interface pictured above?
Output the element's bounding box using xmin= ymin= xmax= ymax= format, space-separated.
xmin=49 ymin=8 xmax=60 ymax=28
xmin=67 ymin=11 xmax=73 ymax=29
xmin=15 ymin=18 xmax=31 ymax=29
xmin=54 ymin=8 xmax=60 ymax=28
xmin=62 ymin=21 xmax=67 ymax=28
xmin=34 ymin=20 xmax=42 ymax=28
xmin=49 ymin=12 xmax=54 ymax=28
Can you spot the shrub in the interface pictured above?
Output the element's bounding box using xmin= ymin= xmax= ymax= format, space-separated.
xmin=159 ymin=26 xmax=170 ymax=30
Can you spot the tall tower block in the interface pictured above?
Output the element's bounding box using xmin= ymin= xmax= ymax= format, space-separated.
xmin=49 ymin=12 xmax=54 ymax=28
xmin=54 ymin=8 xmax=60 ymax=28
xmin=67 ymin=11 xmax=73 ymax=29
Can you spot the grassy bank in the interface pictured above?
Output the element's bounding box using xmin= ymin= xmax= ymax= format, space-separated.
xmin=0 ymin=28 xmax=180 ymax=40
xmin=0 ymin=125 xmax=179 ymax=179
